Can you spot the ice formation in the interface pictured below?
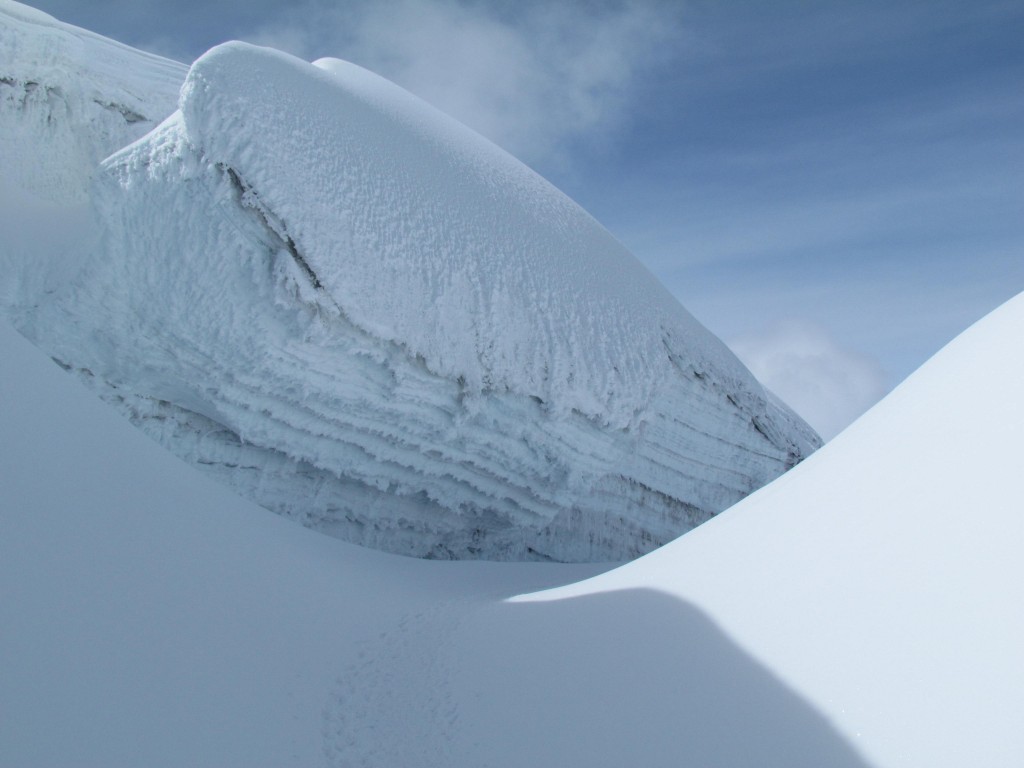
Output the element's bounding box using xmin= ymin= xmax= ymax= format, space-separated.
xmin=0 ymin=0 xmax=184 ymax=204
xmin=2 ymin=4 xmax=819 ymax=561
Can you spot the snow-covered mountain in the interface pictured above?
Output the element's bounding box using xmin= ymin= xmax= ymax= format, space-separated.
xmin=3 ymin=2 xmax=1021 ymax=765
xmin=0 ymin=0 xmax=818 ymax=561
xmin=4 ymin=248 xmax=1023 ymax=766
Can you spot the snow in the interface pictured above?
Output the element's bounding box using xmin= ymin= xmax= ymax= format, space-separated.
xmin=517 ymin=291 xmax=1024 ymax=767
xmin=0 ymin=318 xmax=603 ymax=766
xmin=0 ymin=0 xmax=183 ymax=322
xmin=2 ymin=1 xmax=1022 ymax=763
xmin=1 ymin=5 xmax=818 ymax=562
xmin=5 ymin=284 xmax=1024 ymax=766
xmin=0 ymin=0 xmax=184 ymax=204
xmin=5 ymin=32 xmax=815 ymax=561
xmin=179 ymin=45 xmax=732 ymax=420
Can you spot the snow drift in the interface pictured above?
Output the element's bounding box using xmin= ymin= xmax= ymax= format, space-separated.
xmin=510 ymin=290 xmax=1024 ymax=766
xmin=5 ymin=280 xmax=1024 ymax=766
xmin=1 ymin=4 xmax=818 ymax=561
xmin=0 ymin=312 xmax=855 ymax=768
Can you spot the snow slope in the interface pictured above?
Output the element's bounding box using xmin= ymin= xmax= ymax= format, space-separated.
xmin=511 ymin=291 xmax=1024 ymax=766
xmin=0 ymin=317 xmax=598 ymax=766
xmin=5 ymin=288 xmax=1024 ymax=765
xmin=0 ymin=316 xmax=859 ymax=767
xmin=6 ymin=27 xmax=817 ymax=560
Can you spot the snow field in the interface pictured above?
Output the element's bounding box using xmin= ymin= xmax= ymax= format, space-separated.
xmin=520 ymin=291 xmax=1024 ymax=767
xmin=8 ymin=208 xmax=1022 ymax=766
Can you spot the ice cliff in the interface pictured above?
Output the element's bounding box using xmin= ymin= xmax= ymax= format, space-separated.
xmin=2 ymin=3 xmax=819 ymax=561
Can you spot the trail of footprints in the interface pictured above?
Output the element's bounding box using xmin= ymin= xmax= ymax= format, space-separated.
xmin=322 ymin=600 xmax=466 ymax=767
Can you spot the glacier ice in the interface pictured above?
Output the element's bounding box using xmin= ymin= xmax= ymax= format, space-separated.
xmin=2 ymin=9 xmax=819 ymax=561
xmin=0 ymin=0 xmax=184 ymax=204
xmin=0 ymin=0 xmax=184 ymax=313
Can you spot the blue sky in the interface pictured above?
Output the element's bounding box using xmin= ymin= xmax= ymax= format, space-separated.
xmin=30 ymin=0 xmax=1024 ymax=438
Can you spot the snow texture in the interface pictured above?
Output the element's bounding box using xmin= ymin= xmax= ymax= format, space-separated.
xmin=3 ymin=4 xmax=1022 ymax=764
xmin=1 ymin=7 xmax=818 ymax=561
xmin=517 ymin=289 xmax=1024 ymax=766
xmin=0 ymin=315 xmax=853 ymax=768
xmin=5 ymin=283 xmax=1024 ymax=766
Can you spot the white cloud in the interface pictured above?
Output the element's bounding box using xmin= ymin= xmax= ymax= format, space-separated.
xmin=247 ymin=0 xmax=682 ymax=167
xmin=729 ymin=321 xmax=890 ymax=441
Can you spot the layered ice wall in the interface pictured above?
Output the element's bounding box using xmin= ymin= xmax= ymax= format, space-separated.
xmin=29 ymin=41 xmax=817 ymax=561
xmin=1 ymin=3 xmax=819 ymax=561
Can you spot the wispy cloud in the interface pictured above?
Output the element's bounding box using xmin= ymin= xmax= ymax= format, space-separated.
xmin=35 ymin=0 xmax=684 ymax=168
xmin=246 ymin=0 xmax=683 ymax=166
xmin=729 ymin=322 xmax=890 ymax=441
